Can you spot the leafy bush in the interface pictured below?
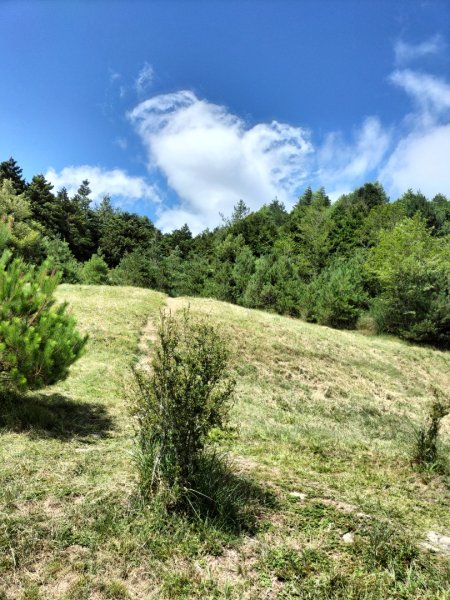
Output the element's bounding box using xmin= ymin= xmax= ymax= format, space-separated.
xmin=110 ymin=250 xmax=166 ymax=289
xmin=366 ymin=215 xmax=450 ymax=346
xmin=0 ymin=251 xmax=87 ymax=393
xmin=414 ymin=393 xmax=449 ymax=469
xmin=303 ymin=255 xmax=369 ymax=328
xmin=43 ymin=236 xmax=81 ymax=283
xmin=132 ymin=309 xmax=235 ymax=503
xmin=243 ymin=252 xmax=304 ymax=316
xmin=81 ymin=254 xmax=109 ymax=285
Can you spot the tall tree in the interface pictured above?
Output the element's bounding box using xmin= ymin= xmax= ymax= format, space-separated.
xmin=0 ymin=157 xmax=27 ymax=193
xmin=26 ymin=174 xmax=63 ymax=237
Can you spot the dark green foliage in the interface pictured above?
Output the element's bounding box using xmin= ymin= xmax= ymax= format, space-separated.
xmin=366 ymin=215 xmax=450 ymax=345
xmin=229 ymin=201 xmax=287 ymax=256
xmin=132 ymin=310 xmax=235 ymax=502
xmin=0 ymin=157 xmax=27 ymax=193
xmin=370 ymin=266 xmax=450 ymax=345
xmin=57 ymin=186 xmax=97 ymax=262
xmin=3 ymin=156 xmax=450 ymax=348
xmin=162 ymin=224 xmax=193 ymax=259
xmin=0 ymin=251 xmax=87 ymax=393
xmin=243 ymin=250 xmax=304 ymax=316
xmin=26 ymin=174 xmax=63 ymax=237
xmin=414 ymin=393 xmax=449 ymax=469
xmin=110 ymin=250 xmax=166 ymax=289
xmin=304 ymin=255 xmax=369 ymax=328
xmin=431 ymin=193 xmax=450 ymax=236
xmin=329 ymin=183 xmax=388 ymax=255
xmin=81 ymin=254 xmax=109 ymax=285
xmin=205 ymin=234 xmax=248 ymax=303
xmin=287 ymin=190 xmax=332 ymax=278
xmin=98 ymin=210 xmax=157 ymax=267
xmin=43 ymin=237 xmax=81 ymax=283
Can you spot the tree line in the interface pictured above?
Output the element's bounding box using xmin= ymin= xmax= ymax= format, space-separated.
xmin=1 ymin=157 xmax=449 ymax=347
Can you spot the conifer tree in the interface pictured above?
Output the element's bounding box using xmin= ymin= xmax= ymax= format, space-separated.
xmin=0 ymin=251 xmax=87 ymax=393
xmin=0 ymin=157 xmax=27 ymax=193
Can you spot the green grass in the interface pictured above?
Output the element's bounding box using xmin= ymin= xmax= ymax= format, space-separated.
xmin=1 ymin=287 xmax=450 ymax=598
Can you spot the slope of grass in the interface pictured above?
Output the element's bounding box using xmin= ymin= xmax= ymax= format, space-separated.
xmin=1 ymin=287 xmax=450 ymax=599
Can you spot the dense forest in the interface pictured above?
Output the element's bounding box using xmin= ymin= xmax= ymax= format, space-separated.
xmin=1 ymin=157 xmax=449 ymax=347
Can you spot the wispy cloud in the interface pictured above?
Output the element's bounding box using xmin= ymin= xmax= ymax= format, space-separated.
xmin=108 ymin=68 xmax=121 ymax=84
xmin=380 ymin=63 xmax=450 ymax=198
xmin=45 ymin=165 xmax=160 ymax=206
xmin=114 ymin=137 xmax=128 ymax=151
xmin=390 ymin=69 xmax=450 ymax=120
xmin=316 ymin=117 xmax=391 ymax=199
xmin=128 ymin=91 xmax=312 ymax=232
xmin=394 ymin=35 xmax=445 ymax=65
xmin=135 ymin=62 xmax=154 ymax=96
xmin=380 ymin=124 xmax=450 ymax=199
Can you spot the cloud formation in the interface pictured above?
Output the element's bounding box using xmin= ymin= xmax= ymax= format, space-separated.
xmin=380 ymin=65 xmax=450 ymax=198
xmin=135 ymin=62 xmax=154 ymax=96
xmin=394 ymin=35 xmax=445 ymax=65
xmin=380 ymin=124 xmax=450 ymax=198
xmin=128 ymin=91 xmax=313 ymax=232
xmin=316 ymin=117 xmax=391 ymax=200
xmin=390 ymin=69 xmax=450 ymax=120
xmin=45 ymin=165 xmax=160 ymax=206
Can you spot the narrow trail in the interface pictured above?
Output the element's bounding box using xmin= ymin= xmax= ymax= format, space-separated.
xmin=136 ymin=295 xmax=189 ymax=370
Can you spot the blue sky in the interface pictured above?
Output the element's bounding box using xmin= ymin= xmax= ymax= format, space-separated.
xmin=1 ymin=0 xmax=450 ymax=232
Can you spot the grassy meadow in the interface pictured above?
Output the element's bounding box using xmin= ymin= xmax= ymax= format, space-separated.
xmin=1 ymin=286 xmax=450 ymax=598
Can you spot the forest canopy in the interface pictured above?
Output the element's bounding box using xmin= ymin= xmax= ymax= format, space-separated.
xmin=1 ymin=157 xmax=449 ymax=347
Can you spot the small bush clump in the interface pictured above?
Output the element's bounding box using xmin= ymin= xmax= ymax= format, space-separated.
xmin=414 ymin=391 xmax=449 ymax=470
xmin=132 ymin=309 xmax=235 ymax=504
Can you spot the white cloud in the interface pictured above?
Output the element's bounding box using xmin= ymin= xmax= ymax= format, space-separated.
xmin=45 ymin=165 xmax=160 ymax=206
xmin=380 ymin=123 xmax=450 ymax=199
xmin=135 ymin=62 xmax=154 ymax=96
xmin=379 ymin=60 xmax=450 ymax=199
xmin=316 ymin=117 xmax=391 ymax=199
xmin=394 ymin=35 xmax=445 ymax=65
xmin=128 ymin=91 xmax=313 ymax=232
xmin=390 ymin=69 xmax=450 ymax=120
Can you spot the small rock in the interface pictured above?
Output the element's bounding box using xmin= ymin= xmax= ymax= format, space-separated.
xmin=425 ymin=531 xmax=450 ymax=553
xmin=342 ymin=532 xmax=354 ymax=544
xmin=288 ymin=491 xmax=307 ymax=501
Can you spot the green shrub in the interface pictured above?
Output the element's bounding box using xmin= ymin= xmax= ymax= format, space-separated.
xmin=132 ymin=309 xmax=235 ymax=503
xmin=366 ymin=215 xmax=450 ymax=346
xmin=43 ymin=236 xmax=81 ymax=283
xmin=414 ymin=393 xmax=449 ymax=469
xmin=370 ymin=265 xmax=450 ymax=346
xmin=303 ymin=255 xmax=369 ymax=328
xmin=110 ymin=250 xmax=166 ymax=290
xmin=81 ymin=254 xmax=109 ymax=285
xmin=0 ymin=251 xmax=87 ymax=393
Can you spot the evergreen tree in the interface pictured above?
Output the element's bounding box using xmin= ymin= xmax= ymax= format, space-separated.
xmin=0 ymin=157 xmax=27 ymax=193
xmin=26 ymin=174 xmax=63 ymax=237
xmin=366 ymin=215 xmax=450 ymax=345
xmin=0 ymin=179 xmax=43 ymax=261
xmin=81 ymin=254 xmax=109 ymax=285
xmin=0 ymin=251 xmax=87 ymax=393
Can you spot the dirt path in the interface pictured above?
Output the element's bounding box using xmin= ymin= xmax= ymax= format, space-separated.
xmin=137 ymin=296 xmax=189 ymax=369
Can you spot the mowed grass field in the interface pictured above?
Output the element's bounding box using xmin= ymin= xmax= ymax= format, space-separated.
xmin=1 ymin=286 xmax=450 ymax=599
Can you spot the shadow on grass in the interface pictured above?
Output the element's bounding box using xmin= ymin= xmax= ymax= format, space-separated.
xmin=179 ymin=452 xmax=278 ymax=535
xmin=0 ymin=392 xmax=114 ymax=441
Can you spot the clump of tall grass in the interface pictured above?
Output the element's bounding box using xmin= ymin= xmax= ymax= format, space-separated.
xmin=414 ymin=389 xmax=449 ymax=471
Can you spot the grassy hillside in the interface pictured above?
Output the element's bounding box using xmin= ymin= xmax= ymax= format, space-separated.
xmin=1 ymin=287 xmax=450 ymax=599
